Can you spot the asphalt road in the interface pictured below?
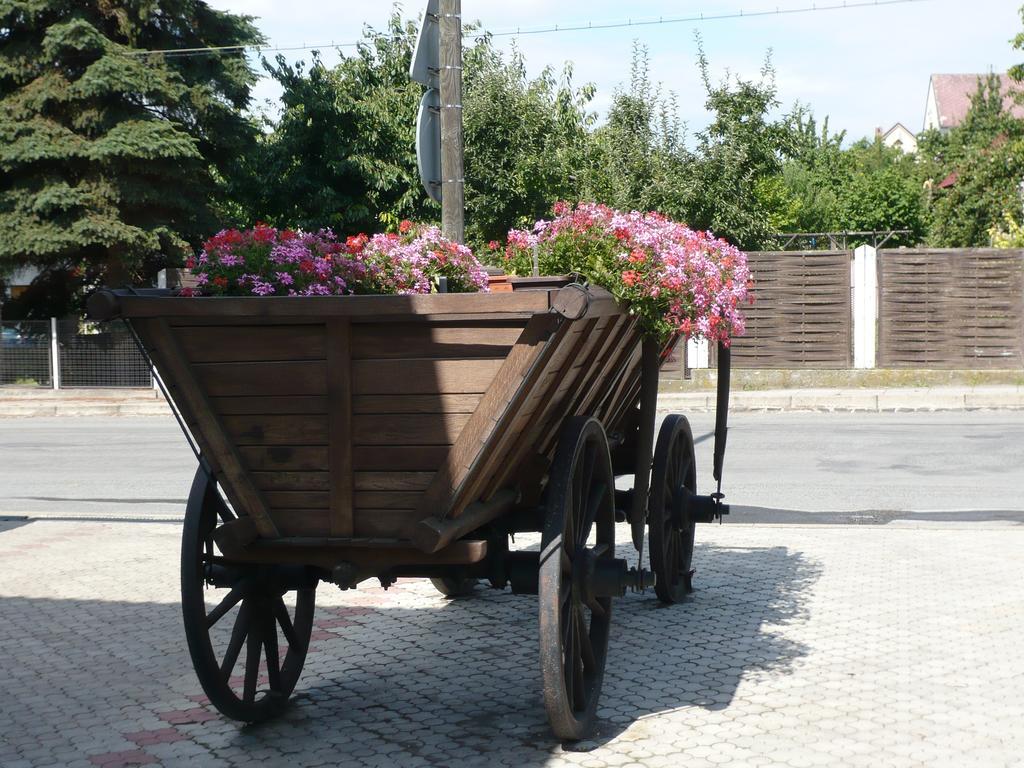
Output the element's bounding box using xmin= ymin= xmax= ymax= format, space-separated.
xmin=1 ymin=411 xmax=1021 ymax=521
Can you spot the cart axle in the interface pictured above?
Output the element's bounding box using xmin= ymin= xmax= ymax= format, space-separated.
xmin=503 ymin=551 xmax=654 ymax=597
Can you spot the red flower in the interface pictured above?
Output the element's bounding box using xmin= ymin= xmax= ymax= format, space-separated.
xmin=628 ymin=248 xmax=646 ymax=264
xmin=488 ymin=240 xmax=500 ymax=251
xmin=213 ymin=276 xmax=228 ymax=288
xmin=622 ymin=270 xmax=640 ymax=287
xmin=399 ymin=219 xmax=413 ymax=234
xmin=185 ymin=257 xmax=196 ymax=269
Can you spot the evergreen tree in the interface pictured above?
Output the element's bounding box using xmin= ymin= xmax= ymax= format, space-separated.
xmin=0 ymin=0 xmax=263 ymax=318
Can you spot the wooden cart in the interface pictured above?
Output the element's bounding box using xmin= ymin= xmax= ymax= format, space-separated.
xmin=88 ymin=281 xmax=731 ymax=740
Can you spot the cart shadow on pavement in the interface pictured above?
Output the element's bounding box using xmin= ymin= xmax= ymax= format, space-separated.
xmin=0 ymin=535 xmax=820 ymax=767
xmin=237 ymin=539 xmax=822 ymax=765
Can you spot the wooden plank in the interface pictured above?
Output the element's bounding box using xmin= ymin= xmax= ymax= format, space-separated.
xmin=146 ymin=319 xmax=279 ymax=538
xmin=273 ymin=509 xmax=331 ymax=538
xmin=352 ymin=358 xmax=504 ymax=395
xmin=353 ymin=394 xmax=481 ymax=414
xmin=354 ymin=491 xmax=421 ymax=509
xmin=352 ymin=413 xmax=471 ymax=445
xmin=221 ymin=414 xmax=328 ymax=445
xmin=264 ymin=491 xmax=330 ymax=509
xmin=211 ymin=395 xmax=327 ymax=415
xmin=473 ymin=315 xmax=614 ymax=503
xmin=328 ymin=319 xmax=354 ymax=537
xmin=447 ymin=314 xmax=601 ymax=516
xmin=354 ymin=472 xmax=435 ymax=491
xmin=176 ymin=325 xmax=325 ymax=363
xmin=351 ymin=446 xmax=452 ymax=471
xmin=238 ymin=446 xmax=327 ymax=472
xmin=353 ymin=509 xmax=421 ymax=539
xmin=414 ymin=313 xmax=562 ymax=521
xmin=117 ymin=291 xmax=553 ymax=319
xmin=351 ymin=323 xmax=523 ymax=359
xmin=485 ymin=315 xmax=632 ymax=498
xmin=195 ymin=360 xmax=326 ymax=397
xmin=252 ymin=471 xmax=330 ymax=491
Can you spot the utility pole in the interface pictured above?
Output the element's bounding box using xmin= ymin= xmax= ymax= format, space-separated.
xmin=438 ymin=0 xmax=464 ymax=243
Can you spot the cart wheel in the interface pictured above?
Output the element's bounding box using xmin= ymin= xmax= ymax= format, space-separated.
xmin=539 ymin=417 xmax=615 ymax=740
xmin=181 ymin=467 xmax=317 ymax=723
xmin=648 ymin=414 xmax=698 ymax=604
xmin=429 ymin=576 xmax=478 ymax=597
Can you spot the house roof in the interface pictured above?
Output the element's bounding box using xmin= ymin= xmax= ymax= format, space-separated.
xmin=929 ymin=74 xmax=1024 ymax=129
xmin=882 ymin=122 xmax=915 ymax=140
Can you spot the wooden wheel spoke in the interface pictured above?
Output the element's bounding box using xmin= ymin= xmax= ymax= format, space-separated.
xmin=585 ymin=595 xmax=607 ymax=620
xmin=560 ymin=577 xmax=573 ymax=606
xmin=576 ymin=442 xmax=598 ymax=530
xmin=570 ymin=618 xmax=586 ymax=711
xmin=243 ymin=618 xmax=262 ymax=703
xmin=578 ymin=481 xmax=606 ymax=549
xmin=206 ymin=587 xmax=243 ymax=629
xmin=273 ymin=596 xmax=299 ymax=649
xmin=560 ymin=545 xmax=573 ymax=575
xmin=562 ymin=606 xmax=576 ymax=710
xmin=264 ymin=613 xmax=281 ymax=692
xmin=219 ymin=602 xmax=249 ymax=680
xmin=576 ymin=606 xmax=597 ymax=672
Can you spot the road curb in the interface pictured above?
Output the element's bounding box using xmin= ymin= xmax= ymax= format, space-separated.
xmin=3 ymin=386 xmax=1024 ymax=417
xmin=658 ymin=386 xmax=1024 ymax=412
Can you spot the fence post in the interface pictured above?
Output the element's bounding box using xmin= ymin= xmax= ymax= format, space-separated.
xmin=853 ymin=245 xmax=878 ymax=369
xmin=49 ymin=316 xmax=61 ymax=389
xmin=686 ymin=337 xmax=709 ymax=369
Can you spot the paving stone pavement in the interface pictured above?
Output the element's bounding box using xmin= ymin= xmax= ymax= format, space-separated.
xmin=2 ymin=517 xmax=1023 ymax=768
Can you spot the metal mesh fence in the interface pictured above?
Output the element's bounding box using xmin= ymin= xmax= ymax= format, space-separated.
xmin=57 ymin=319 xmax=152 ymax=388
xmin=0 ymin=321 xmax=52 ymax=387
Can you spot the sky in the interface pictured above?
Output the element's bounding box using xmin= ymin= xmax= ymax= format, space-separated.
xmin=209 ymin=0 xmax=1023 ymax=142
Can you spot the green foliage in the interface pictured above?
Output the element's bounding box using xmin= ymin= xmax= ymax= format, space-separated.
xmin=0 ymin=0 xmax=263 ymax=318
xmin=683 ymin=48 xmax=801 ymax=249
xmin=989 ymin=210 xmax=1024 ymax=247
xmin=919 ymin=75 xmax=1024 ymax=247
xmin=1011 ymin=5 xmax=1024 ymax=85
xmin=462 ymin=37 xmax=595 ymax=244
xmin=834 ymin=140 xmax=925 ymax=246
xmin=580 ymin=46 xmax=690 ymax=219
xmin=235 ymin=15 xmax=429 ymax=236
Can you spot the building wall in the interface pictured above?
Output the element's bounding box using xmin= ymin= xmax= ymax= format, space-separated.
xmin=923 ymin=79 xmax=941 ymax=132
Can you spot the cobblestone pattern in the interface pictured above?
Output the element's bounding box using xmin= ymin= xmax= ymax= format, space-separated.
xmin=2 ymin=518 xmax=1023 ymax=767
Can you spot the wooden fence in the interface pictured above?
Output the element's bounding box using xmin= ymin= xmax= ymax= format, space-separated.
xmin=720 ymin=250 xmax=853 ymax=368
xmin=877 ymin=248 xmax=1024 ymax=368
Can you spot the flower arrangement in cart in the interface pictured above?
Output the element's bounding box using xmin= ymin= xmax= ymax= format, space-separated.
xmin=187 ymin=203 xmax=752 ymax=344
xmin=186 ymin=220 xmax=488 ymax=298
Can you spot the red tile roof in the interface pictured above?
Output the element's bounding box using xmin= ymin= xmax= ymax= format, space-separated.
xmin=930 ymin=74 xmax=1024 ymax=129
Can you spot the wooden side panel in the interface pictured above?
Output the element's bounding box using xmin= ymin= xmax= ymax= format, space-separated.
xmin=166 ymin=322 xmax=332 ymax=538
xmin=328 ymin=320 xmax=353 ymax=536
xmin=349 ymin=318 xmax=536 ymax=535
xmin=414 ymin=314 xmax=562 ymax=521
xmin=878 ymin=249 xmax=1024 ymax=368
xmin=139 ymin=319 xmax=280 ymax=538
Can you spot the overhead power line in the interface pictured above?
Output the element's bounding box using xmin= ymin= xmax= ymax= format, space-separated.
xmin=119 ymin=0 xmax=933 ymax=59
